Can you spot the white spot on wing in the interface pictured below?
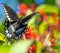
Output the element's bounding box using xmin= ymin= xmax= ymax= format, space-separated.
xmin=5 ymin=12 xmax=8 ymax=15
xmin=2 ymin=4 xmax=12 ymax=22
xmin=4 ymin=10 xmax=7 ymax=13
xmin=10 ymin=34 xmax=12 ymax=37
xmin=6 ymin=33 xmax=10 ymax=37
xmin=8 ymin=17 xmax=11 ymax=21
xmin=5 ymin=30 xmax=8 ymax=33
xmin=6 ymin=15 xmax=9 ymax=18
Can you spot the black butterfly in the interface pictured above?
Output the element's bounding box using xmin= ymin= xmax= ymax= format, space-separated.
xmin=1 ymin=4 xmax=38 ymax=40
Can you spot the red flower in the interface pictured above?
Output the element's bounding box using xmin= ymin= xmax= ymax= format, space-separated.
xmin=18 ymin=3 xmax=28 ymax=15
xmin=28 ymin=44 xmax=36 ymax=53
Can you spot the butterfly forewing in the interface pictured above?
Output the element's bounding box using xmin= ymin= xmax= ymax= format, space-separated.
xmin=22 ymin=12 xmax=38 ymax=23
xmin=2 ymin=4 xmax=18 ymax=21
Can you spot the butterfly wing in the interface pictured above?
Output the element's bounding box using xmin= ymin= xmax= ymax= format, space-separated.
xmin=1 ymin=4 xmax=19 ymax=39
xmin=22 ymin=12 xmax=38 ymax=23
xmin=16 ymin=12 xmax=38 ymax=30
xmin=2 ymin=4 xmax=18 ymax=21
xmin=14 ymin=12 xmax=38 ymax=39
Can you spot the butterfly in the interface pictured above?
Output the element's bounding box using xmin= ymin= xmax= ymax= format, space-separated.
xmin=1 ymin=4 xmax=38 ymax=40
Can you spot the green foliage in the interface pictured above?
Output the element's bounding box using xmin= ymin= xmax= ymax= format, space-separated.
xmin=18 ymin=0 xmax=34 ymax=6
xmin=0 ymin=21 xmax=4 ymax=34
xmin=45 ymin=0 xmax=55 ymax=4
xmin=54 ymin=42 xmax=60 ymax=53
xmin=35 ymin=41 xmax=42 ymax=53
xmin=0 ymin=45 xmax=10 ymax=53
